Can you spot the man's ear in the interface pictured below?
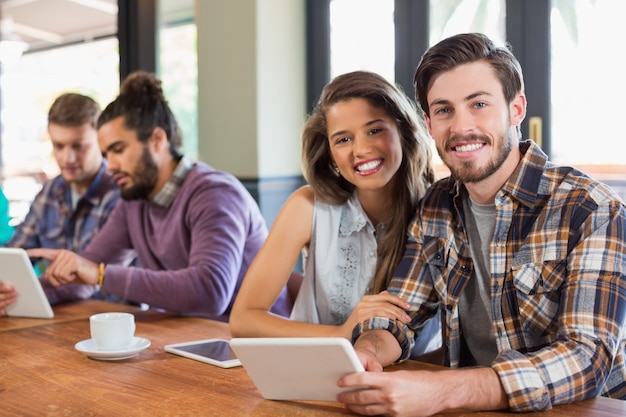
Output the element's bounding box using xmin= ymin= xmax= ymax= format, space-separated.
xmin=510 ymin=93 xmax=527 ymax=126
xmin=150 ymin=127 xmax=168 ymax=152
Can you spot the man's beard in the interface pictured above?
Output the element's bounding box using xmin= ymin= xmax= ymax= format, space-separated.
xmin=120 ymin=145 xmax=159 ymax=200
xmin=437 ymin=130 xmax=514 ymax=184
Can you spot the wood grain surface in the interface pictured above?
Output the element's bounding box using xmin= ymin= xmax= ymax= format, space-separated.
xmin=1 ymin=300 xmax=624 ymax=416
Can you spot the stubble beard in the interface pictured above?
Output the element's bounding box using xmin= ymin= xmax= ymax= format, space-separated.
xmin=120 ymin=146 xmax=159 ymax=201
xmin=438 ymin=131 xmax=514 ymax=184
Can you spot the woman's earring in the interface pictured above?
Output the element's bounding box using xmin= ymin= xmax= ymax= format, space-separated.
xmin=332 ymin=163 xmax=340 ymax=176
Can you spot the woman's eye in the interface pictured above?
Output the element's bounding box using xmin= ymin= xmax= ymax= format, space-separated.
xmin=335 ymin=136 xmax=350 ymax=144
xmin=369 ymin=127 xmax=383 ymax=135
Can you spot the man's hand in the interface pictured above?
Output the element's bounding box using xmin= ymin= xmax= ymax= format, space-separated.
xmin=0 ymin=281 xmax=18 ymax=316
xmin=355 ymin=344 xmax=384 ymax=372
xmin=337 ymin=366 xmax=508 ymax=416
xmin=353 ymin=329 xmax=403 ymax=370
xmin=337 ymin=369 xmax=443 ymax=417
xmin=27 ymin=248 xmax=99 ymax=286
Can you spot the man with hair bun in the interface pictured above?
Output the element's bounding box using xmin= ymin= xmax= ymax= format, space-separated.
xmin=27 ymin=71 xmax=289 ymax=321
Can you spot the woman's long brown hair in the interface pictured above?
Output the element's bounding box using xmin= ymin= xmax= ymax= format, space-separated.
xmin=301 ymin=70 xmax=435 ymax=293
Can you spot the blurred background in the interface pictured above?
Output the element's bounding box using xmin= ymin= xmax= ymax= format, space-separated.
xmin=1 ymin=0 xmax=624 ymax=229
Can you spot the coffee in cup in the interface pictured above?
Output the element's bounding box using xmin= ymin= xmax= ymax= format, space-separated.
xmin=90 ymin=312 xmax=135 ymax=351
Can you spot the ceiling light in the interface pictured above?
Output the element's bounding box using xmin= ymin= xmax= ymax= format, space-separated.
xmin=0 ymin=16 xmax=29 ymax=67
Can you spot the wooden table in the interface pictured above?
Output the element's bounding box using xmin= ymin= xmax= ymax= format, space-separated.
xmin=1 ymin=300 xmax=625 ymax=416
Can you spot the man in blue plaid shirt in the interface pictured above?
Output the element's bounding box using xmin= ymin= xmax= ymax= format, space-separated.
xmin=0 ymin=93 xmax=121 ymax=309
xmin=337 ymin=33 xmax=626 ymax=416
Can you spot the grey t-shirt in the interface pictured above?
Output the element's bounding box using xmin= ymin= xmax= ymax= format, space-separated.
xmin=458 ymin=194 xmax=498 ymax=366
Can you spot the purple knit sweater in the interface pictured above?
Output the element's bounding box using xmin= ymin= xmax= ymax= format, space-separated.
xmin=80 ymin=162 xmax=290 ymax=321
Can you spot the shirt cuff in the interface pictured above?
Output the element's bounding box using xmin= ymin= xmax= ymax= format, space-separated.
xmin=491 ymin=350 xmax=551 ymax=412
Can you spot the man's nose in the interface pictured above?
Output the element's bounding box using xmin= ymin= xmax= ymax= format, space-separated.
xmin=450 ymin=109 xmax=476 ymax=136
xmin=63 ymin=148 xmax=77 ymax=164
xmin=104 ymin=154 xmax=119 ymax=172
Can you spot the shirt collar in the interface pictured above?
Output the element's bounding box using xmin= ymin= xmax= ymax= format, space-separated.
xmin=339 ymin=192 xmax=371 ymax=236
xmin=151 ymin=156 xmax=194 ymax=207
xmin=58 ymin=160 xmax=108 ymax=207
xmin=500 ymin=140 xmax=550 ymax=208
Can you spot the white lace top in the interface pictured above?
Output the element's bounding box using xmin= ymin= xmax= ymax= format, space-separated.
xmin=290 ymin=192 xmax=383 ymax=325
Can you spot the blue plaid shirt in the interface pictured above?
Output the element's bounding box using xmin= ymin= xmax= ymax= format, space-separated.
xmin=6 ymin=161 xmax=120 ymax=258
xmin=355 ymin=140 xmax=626 ymax=411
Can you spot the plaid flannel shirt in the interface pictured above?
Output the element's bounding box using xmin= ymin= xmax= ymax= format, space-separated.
xmin=150 ymin=156 xmax=193 ymax=207
xmin=6 ymin=162 xmax=120 ymax=254
xmin=355 ymin=140 xmax=626 ymax=411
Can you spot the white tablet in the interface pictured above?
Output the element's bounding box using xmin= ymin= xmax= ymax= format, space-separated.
xmin=229 ymin=337 xmax=366 ymax=401
xmin=164 ymin=338 xmax=241 ymax=368
xmin=0 ymin=248 xmax=54 ymax=318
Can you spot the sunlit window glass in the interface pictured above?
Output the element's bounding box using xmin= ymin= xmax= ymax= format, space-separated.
xmin=1 ymin=38 xmax=119 ymax=179
xmin=0 ymin=38 xmax=119 ymax=223
xmin=429 ymin=0 xmax=505 ymax=45
xmin=159 ymin=23 xmax=198 ymax=160
xmin=551 ymin=1 xmax=626 ymax=166
xmin=329 ymin=0 xmax=395 ymax=81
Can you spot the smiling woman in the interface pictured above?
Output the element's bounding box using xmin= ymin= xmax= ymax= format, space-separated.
xmin=230 ymin=70 xmax=442 ymax=359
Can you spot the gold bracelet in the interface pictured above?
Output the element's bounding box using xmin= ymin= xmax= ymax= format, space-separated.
xmin=97 ymin=263 xmax=106 ymax=287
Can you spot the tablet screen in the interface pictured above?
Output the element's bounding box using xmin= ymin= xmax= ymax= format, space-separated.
xmin=164 ymin=338 xmax=241 ymax=368
xmin=174 ymin=340 xmax=236 ymax=361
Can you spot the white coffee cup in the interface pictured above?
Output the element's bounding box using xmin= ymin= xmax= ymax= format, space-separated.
xmin=90 ymin=312 xmax=135 ymax=351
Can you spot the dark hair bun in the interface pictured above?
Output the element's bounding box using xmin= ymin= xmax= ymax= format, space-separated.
xmin=120 ymin=71 xmax=166 ymax=109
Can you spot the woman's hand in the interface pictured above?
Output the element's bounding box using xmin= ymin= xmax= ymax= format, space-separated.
xmin=336 ymin=291 xmax=411 ymax=338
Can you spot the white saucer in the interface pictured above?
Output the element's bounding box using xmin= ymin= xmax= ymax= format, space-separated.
xmin=75 ymin=336 xmax=151 ymax=360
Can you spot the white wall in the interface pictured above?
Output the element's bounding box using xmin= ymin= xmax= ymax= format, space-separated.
xmin=196 ymin=0 xmax=306 ymax=178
